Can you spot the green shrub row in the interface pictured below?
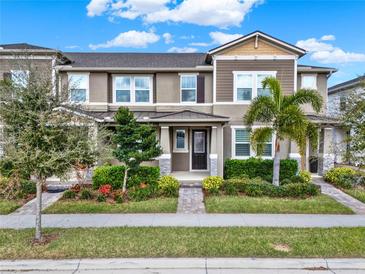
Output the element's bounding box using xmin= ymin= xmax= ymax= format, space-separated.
xmin=224 ymin=158 xmax=298 ymax=182
xmin=92 ymin=165 xmax=160 ymax=189
xmin=324 ymin=167 xmax=365 ymax=189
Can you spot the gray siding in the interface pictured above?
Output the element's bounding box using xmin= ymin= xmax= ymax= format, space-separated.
xmin=216 ymin=60 xmax=295 ymax=102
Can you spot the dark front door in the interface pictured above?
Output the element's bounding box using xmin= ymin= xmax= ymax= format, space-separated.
xmin=192 ymin=129 xmax=207 ymax=170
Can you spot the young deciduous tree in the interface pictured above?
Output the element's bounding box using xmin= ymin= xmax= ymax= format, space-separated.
xmin=244 ymin=77 xmax=323 ymax=186
xmin=113 ymin=107 xmax=162 ymax=192
xmin=0 ymin=61 xmax=104 ymax=241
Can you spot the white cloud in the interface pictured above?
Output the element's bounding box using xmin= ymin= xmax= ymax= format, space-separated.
xmin=296 ymin=36 xmax=365 ymax=64
xmin=65 ymin=45 xmax=81 ymax=49
xmin=167 ymin=46 xmax=198 ymax=53
xmin=162 ymin=33 xmax=173 ymax=44
xmin=321 ymin=34 xmax=335 ymax=41
xmin=89 ymin=30 xmax=159 ymax=50
xmin=87 ymin=0 xmax=111 ymax=17
xmin=209 ymin=31 xmax=242 ymax=45
xmin=189 ymin=42 xmax=210 ymax=47
xmin=86 ymin=0 xmax=263 ymax=28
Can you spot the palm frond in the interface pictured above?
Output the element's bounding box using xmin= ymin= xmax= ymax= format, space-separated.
xmin=262 ymin=77 xmax=283 ymax=110
xmin=244 ymin=96 xmax=277 ymax=126
xmin=277 ymin=105 xmax=307 ymax=140
xmin=251 ymin=127 xmax=273 ymax=156
xmin=306 ymin=122 xmax=319 ymax=152
xmin=283 ymin=89 xmax=323 ymax=113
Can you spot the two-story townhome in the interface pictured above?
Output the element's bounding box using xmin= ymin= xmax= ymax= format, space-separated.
xmin=327 ymin=75 xmax=365 ymax=165
xmin=0 ymin=31 xmax=339 ymax=177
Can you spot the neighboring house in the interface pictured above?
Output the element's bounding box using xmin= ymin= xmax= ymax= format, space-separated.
xmin=0 ymin=31 xmax=339 ymax=177
xmin=328 ymin=75 xmax=365 ymax=164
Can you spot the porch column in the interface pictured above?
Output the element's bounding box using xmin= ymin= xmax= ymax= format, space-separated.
xmin=209 ymin=126 xmax=218 ymax=176
xmin=318 ymin=127 xmax=334 ymax=176
xmin=289 ymin=141 xmax=301 ymax=172
xmin=159 ymin=126 xmax=171 ymax=175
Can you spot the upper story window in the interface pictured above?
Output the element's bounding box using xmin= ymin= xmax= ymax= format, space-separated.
xmin=180 ymin=75 xmax=197 ymax=103
xmin=301 ymin=74 xmax=317 ymax=89
xmin=68 ymin=73 xmax=89 ymax=103
xmin=232 ymin=127 xmax=273 ymax=159
xmin=11 ymin=70 xmax=29 ymax=88
xmin=233 ymin=71 xmax=276 ymax=102
xmin=113 ymin=75 xmax=152 ymax=104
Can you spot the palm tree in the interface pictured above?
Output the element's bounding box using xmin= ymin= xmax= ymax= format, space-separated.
xmin=244 ymin=77 xmax=322 ymax=186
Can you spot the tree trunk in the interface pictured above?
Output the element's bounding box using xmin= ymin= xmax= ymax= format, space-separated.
xmin=122 ymin=168 xmax=129 ymax=193
xmin=272 ymin=138 xmax=281 ymax=186
xmin=35 ymin=178 xmax=44 ymax=241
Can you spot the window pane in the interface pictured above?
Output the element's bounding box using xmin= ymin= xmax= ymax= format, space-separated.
xmin=70 ymin=89 xmax=86 ymax=102
xmin=11 ymin=70 xmax=28 ymax=87
xmin=257 ymin=74 xmax=272 ymax=97
xmin=236 ymin=144 xmax=250 ymax=156
xmin=176 ymin=130 xmax=185 ymax=149
xmin=69 ymin=74 xmax=87 ymax=89
xmin=237 ymin=88 xmax=252 ymax=100
xmin=182 ymin=89 xmax=196 ymax=102
xmin=115 ymin=77 xmax=130 ymax=90
xmin=302 ymin=76 xmax=316 ymax=89
xmin=194 ymin=132 xmax=205 ymax=153
xmin=262 ymin=144 xmax=272 ymax=156
xmin=181 ymin=76 xmax=196 ymax=89
xmin=136 ymin=90 xmax=149 ymax=102
xmin=135 ymin=77 xmax=150 ymax=89
xmin=237 ymin=74 xmax=252 ymax=88
xmin=116 ymin=90 xmax=130 ymax=102
xmin=236 ymin=129 xmax=250 ymax=142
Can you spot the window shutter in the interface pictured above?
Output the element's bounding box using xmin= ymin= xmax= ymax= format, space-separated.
xmin=107 ymin=73 xmax=113 ymax=103
xmin=2 ymin=72 xmax=11 ymax=81
xmin=197 ymin=75 xmax=205 ymax=103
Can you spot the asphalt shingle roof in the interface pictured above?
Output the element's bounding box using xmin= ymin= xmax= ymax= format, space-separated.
xmin=0 ymin=43 xmax=52 ymax=50
xmin=62 ymin=52 xmax=210 ymax=68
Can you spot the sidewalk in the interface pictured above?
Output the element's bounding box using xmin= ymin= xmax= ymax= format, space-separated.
xmin=2 ymin=213 xmax=365 ymax=229
xmin=1 ymin=258 xmax=365 ymax=273
xmin=10 ymin=192 xmax=63 ymax=215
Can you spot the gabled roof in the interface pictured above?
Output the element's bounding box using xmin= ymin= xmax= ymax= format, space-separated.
xmin=329 ymin=75 xmax=365 ymax=95
xmin=0 ymin=43 xmax=53 ymax=51
xmin=61 ymin=52 xmax=210 ymax=69
xmin=208 ymin=30 xmax=306 ymax=56
xmin=148 ymin=110 xmax=230 ymax=122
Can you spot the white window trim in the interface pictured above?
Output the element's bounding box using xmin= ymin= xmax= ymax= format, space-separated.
xmin=173 ymin=128 xmax=188 ymax=153
xmin=180 ymin=74 xmax=197 ymax=104
xmin=231 ymin=125 xmax=275 ymax=160
xmin=67 ymin=72 xmax=90 ymax=104
xmin=300 ymin=73 xmax=317 ymax=89
xmin=233 ymin=71 xmax=277 ymax=103
xmin=112 ymin=75 xmax=153 ymax=104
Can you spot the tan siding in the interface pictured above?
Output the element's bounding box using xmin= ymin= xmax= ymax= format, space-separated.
xmin=89 ymin=72 xmax=108 ymax=103
xmin=156 ymin=73 xmax=180 ymax=103
xmin=0 ymin=59 xmax=52 ymax=80
xmin=216 ymin=59 xmax=295 ymax=102
xmin=217 ymin=37 xmax=292 ymax=56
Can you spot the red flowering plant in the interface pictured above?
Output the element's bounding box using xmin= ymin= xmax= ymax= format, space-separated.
xmin=98 ymin=184 xmax=112 ymax=196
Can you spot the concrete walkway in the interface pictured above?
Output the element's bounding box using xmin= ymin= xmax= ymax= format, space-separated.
xmin=2 ymin=213 xmax=365 ymax=229
xmin=11 ymin=192 xmax=63 ymax=215
xmin=313 ymin=176 xmax=365 ymax=214
xmin=177 ymin=182 xmax=205 ymax=213
xmin=1 ymin=258 xmax=365 ymax=273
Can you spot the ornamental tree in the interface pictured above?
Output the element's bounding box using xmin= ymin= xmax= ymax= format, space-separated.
xmin=113 ymin=107 xmax=162 ymax=192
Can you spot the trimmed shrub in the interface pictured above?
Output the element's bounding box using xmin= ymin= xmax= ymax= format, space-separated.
xmin=280 ymin=183 xmax=320 ymax=198
xmin=244 ymin=182 xmax=278 ymax=197
xmin=280 ymin=178 xmax=292 ymax=185
xmin=92 ymin=165 xmax=160 ymax=190
xmin=128 ymin=184 xmax=157 ymax=201
xmin=63 ymin=190 xmax=76 ymax=199
xmin=20 ymin=180 xmax=36 ymax=194
xmin=202 ymin=176 xmax=224 ymax=195
xmin=324 ymin=167 xmax=356 ymax=185
xmin=98 ymin=184 xmax=112 ymax=196
xmin=290 ymin=175 xmax=306 ymax=184
xmin=299 ymin=170 xmax=312 ymax=184
xmin=97 ymin=194 xmax=106 ymax=202
xmin=80 ymin=189 xmax=93 ymax=200
xmin=335 ymin=174 xmax=354 ymax=189
xmin=224 ymin=158 xmax=298 ymax=182
xmin=158 ymin=176 xmax=180 ymax=197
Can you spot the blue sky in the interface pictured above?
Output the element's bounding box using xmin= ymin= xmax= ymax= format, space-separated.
xmin=1 ymin=0 xmax=364 ymax=86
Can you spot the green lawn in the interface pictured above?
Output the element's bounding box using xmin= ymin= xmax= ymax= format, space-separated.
xmin=343 ymin=188 xmax=365 ymax=203
xmin=1 ymin=227 xmax=365 ymax=259
xmin=43 ymin=198 xmax=178 ymax=214
xmin=205 ymin=195 xmax=354 ymax=214
xmin=0 ymin=199 xmax=21 ymax=214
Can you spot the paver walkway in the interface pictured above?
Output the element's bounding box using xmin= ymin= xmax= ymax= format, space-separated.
xmin=2 ymin=258 xmax=365 ymax=273
xmin=313 ymin=176 xmax=365 ymax=214
xmin=11 ymin=192 xmax=63 ymax=215
xmin=2 ymin=213 xmax=365 ymax=228
xmin=177 ymin=182 xmax=205 ymax=213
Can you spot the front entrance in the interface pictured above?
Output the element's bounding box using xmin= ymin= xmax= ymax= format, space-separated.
xmin=192 ymin=129 xmax=207 ymax=170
